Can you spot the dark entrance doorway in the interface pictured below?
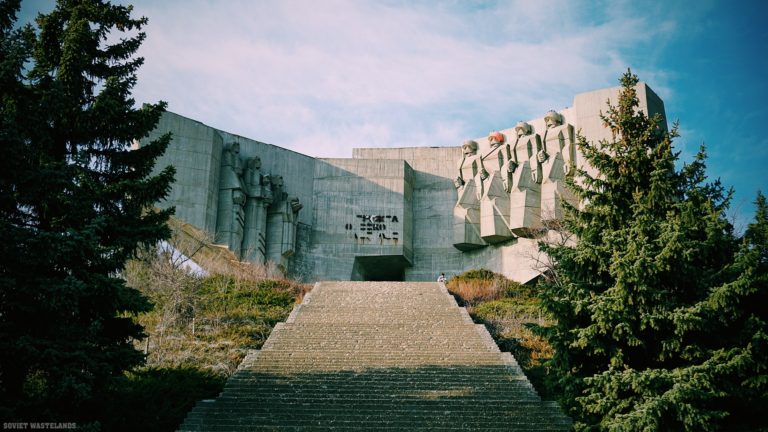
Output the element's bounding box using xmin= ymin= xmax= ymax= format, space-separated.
xmin=351 ymin=255 xmax=409 ymax=281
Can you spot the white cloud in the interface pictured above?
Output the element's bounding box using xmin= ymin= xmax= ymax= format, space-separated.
xmin=127 ymin=0 xmax=673 ymax=158
xmin=16 ymin=0 xmax=766 ymax=228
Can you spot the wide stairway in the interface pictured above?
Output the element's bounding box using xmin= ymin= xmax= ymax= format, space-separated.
xmin=178 ymin=281 xmax=571 ymax=431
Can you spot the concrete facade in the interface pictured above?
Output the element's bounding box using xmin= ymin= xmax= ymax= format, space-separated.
xmin=145 ymin=83 xmax=665 ymax=283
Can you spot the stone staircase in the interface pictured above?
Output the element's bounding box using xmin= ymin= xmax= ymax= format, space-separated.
xmin=178 ymin=281 xmax=571 ymax=431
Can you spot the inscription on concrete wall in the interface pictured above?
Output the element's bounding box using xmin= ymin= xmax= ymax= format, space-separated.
xmin=346 ymin=214 xmax=400 ymax=244
xmin=150 ymin=84 xmax=665 ymax=283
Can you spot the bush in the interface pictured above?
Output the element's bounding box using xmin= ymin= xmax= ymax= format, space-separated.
xmin=453 ymin=268 xmax=499 ymax=281
xmin=446 ymin=268 xmax=531 ymax=306
xmin=100 ymin=367 xmax=225 ymax=432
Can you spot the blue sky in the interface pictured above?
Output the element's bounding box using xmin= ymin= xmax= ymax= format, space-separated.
xmin=18 ymin=0 xmax=768 ymax=229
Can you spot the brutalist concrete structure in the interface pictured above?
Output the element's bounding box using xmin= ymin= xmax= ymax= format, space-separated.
xmin=144 ymin=83 xmax=665 ymax=283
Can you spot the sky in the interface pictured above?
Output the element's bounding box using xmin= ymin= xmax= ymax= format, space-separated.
xmin=17 ymin=0 xmax=768 ymax=229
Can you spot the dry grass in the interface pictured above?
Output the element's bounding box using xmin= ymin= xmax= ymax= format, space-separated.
xmin=446 ymin=269 xmax=556 ymax=398
xmin=471 ymin=297 xmax=553 ymax=366
xmin=446 ymin=278 xmax=506 ymax=306
xmin=446 ymin=269 xmax=533 ymax=307
xmin=124 ymin=219 xmax=312 ymax=377
xmin=165 ymin=215 xmax=290 ymax=281
xmin=132 ymin=270 xmax=311 ymax=376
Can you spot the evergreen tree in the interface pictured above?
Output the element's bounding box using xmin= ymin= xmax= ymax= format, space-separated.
xmin=681 ymin=191 xmax=768 ymax=431
xmin=0 ymin=0 xmax=174 ymax=424
xmin=536 ymin=70 xmax=766 ymax=430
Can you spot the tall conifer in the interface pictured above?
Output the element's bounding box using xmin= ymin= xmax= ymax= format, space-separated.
xmin=536 ymin=71 xmax=767 ymax=430
xmin=0 ymin=0 xmax=174 ymax=423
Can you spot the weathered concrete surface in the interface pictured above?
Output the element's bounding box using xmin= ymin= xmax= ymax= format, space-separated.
xmin=146 ymin=83 xmax=665 ymax=283
xmin=177 ymin=282 xmax=572 ymax=431
xmin=146 ymin=114 xmax=223 ymax=234
xmin=307 ymin=158 xmax=414 ymax=281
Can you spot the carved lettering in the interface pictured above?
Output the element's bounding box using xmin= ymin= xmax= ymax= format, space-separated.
xmin=349 ymin=213 xmax=400 ymax=243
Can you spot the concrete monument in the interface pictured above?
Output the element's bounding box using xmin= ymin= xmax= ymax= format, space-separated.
xmin=478 ymin=131 xmax=514 ymax=244
xmin=453 ymin=140 xmax=485 ymax=250
xmin=540 ymin=110 xmax=576 ymax=222
xmin=143 ymin=82 xmax=665 ymax=283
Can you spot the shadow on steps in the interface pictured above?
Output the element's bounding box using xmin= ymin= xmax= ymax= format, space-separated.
xmin=179 ymin=364 xmax=571 ymax=431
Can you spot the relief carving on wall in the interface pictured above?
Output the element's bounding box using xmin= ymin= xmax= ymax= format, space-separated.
xmin=216 ymin=143 xmax=301 ymax=263
xmin=453 ymin=140 xmax=484 ymax=250
xmin=453 ymin=111 xmax=577 ymax=250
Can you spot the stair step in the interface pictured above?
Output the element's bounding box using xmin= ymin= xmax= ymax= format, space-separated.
xmin=177 ymin=282 xmax=570 ymax=431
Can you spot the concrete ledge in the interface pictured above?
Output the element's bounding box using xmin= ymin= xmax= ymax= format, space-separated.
xmin=474 ymin=324 xmax=501 ymax=352
xmin=458 ymin=307 xmax=474 ymax=324
xmin=285 ymin=305 xmax=302 ymax=324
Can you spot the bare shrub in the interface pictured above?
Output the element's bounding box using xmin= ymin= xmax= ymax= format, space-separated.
xmin=123 ymin=217 xmax=312 ymax=376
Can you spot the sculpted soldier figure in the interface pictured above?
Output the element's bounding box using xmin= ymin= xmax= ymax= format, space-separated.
xmin=541 ymin=110 xmax=575 ymax=174
xmin=217 ymin=142 xmax=247 ymax=257
xmin=242 ymin=156 xmax=270 ymax=263
xmin=482 ymin=131 xmax=507 ymax=181
xmin=263 ymin=174 xmax=302 ymax=266
xmin=243 ymin=156 xmax=262 ymax=195
xmin=280 ymin=196 xmax=303 ymax=258
xmin=507 ymin=121 xmax=542 ymax=237
xmin=453 ymin=140 xmax=485 ymax=250
xmin=540 ymin=110 xmax=576 ymax=222
xmin=479 ymin=131 xmax=513 ymax=243
xmin=455 ymin=139 xmax=480 ymax=190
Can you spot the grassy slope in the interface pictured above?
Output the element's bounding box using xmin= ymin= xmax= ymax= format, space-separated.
xmin=111 ymin=259 xmax=553 ymax=430
xmin=138 ymin=276 xmax=306 ymax=374
xmin=109 ymin=258 xmax=310 ymax=432
xmin=445 ymin=269 xmax=556 ymax=400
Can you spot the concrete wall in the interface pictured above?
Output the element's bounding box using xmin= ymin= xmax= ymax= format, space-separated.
xmin=351 ymin=147 xmax=545 ymax=283
xmin=147 ymin=112 xmax=223 ymax=234
xmin=351 ymin=147 xmax=461 ymax=281
xmin=146 ymin=83 xmax=666 ymax=284
xmin=307 ymin=158 xmax=413 ymax=281
xmin=574 ymin=82 xmax=666 ymax=146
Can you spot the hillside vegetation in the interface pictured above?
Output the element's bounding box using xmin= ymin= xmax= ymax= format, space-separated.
xmin=106 ymin=239 xmax=310 ymax=432
xmin=445 ymin=269 xmax=556 ymax=399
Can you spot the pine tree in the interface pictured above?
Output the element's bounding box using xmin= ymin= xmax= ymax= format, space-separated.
xmin=682 ymin=191 xmax=768 ymax=431
xmin=0 ymin=0 xmax=174 ymax=423
xmin=535 ymin=70 xmax=767 ymax=430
